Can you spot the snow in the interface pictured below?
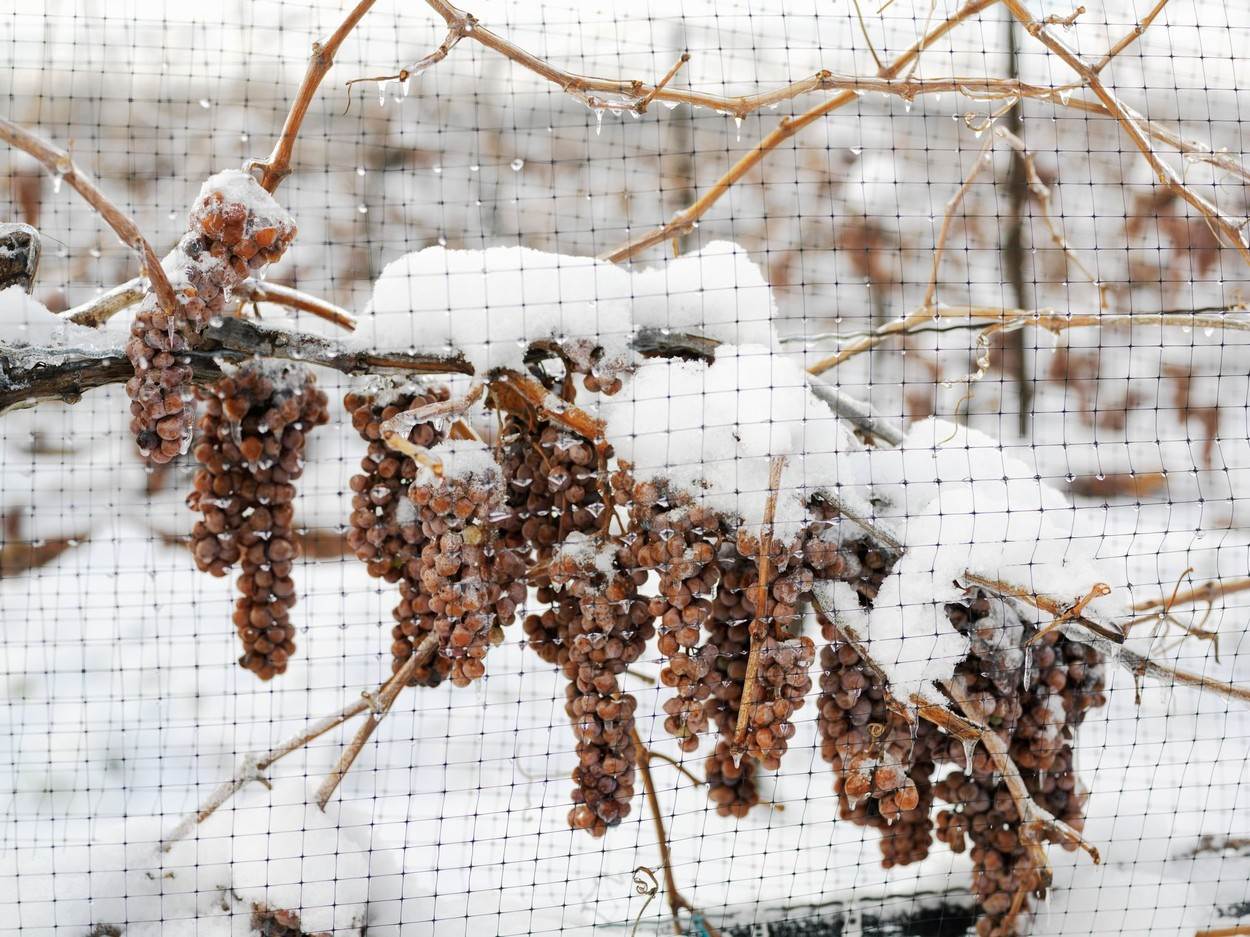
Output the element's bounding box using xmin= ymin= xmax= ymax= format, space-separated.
xmin=2 ymin=784 xmax=388 ymax=936
xmin=0 ymin=285 xmax=114 ymax=350
xmin=360 ymin=241 xmax=776 ymax=379
xmin=433 ymin=437 xmax=501 ymax=482
xmin=855 ymin=419 xmax=1121 ymax=703
xmin=192 ymin=169 xmax=295 ymax=232
xmin=601 ymin=343 xmax=861 ymax=538
xmin=552 ymin=530 xmax=618 ymax=578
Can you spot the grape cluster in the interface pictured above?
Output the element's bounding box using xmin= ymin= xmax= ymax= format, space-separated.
xmin=344 ymin=382 xmax=449 ymax=581
xmin=508 ymin=415 xmax=614 ymax=669
xmin=187 ymin=362 xmax=328 ymax=679
xmin=397 ymin=454 xmax=528 ymax=687
xmin=616 ymin=482 xmax=726 ymax=751
xmin=549 ymin=538 xmax=654 ymax=835
xmin=127 ymin=171 xmax=296 ymax=462
xmin=931 ymin=596 xmax=1106 ymax=937
xmin=701 ymin=554 xmax=760 ymax=817
xmin=813 ymin=543 xmax=1107 ymax=936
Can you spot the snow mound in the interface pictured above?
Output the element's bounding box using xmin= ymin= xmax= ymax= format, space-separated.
xmin=360 ymin=240 xmax=776 ymax=376
xmin=857 ymin=419 xmax=1122 ymax=703
xmin=601 ymin=343 xmax=861 ymax=538
xmin=0 ymin=284 xmax=112 ymax=350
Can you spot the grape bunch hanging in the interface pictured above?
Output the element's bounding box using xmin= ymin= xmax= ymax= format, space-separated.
xmin=141 ymin=220 xmax=1110 ymax=934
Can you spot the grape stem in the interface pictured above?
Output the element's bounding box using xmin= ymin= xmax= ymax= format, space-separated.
xmin=631 ymin=727 xmax=722 ymax=937
xmin=732 ymin=455 xmax=787 ymax=757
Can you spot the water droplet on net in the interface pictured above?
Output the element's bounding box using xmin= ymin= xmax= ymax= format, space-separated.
xmin=470 ymin=163 xmax=480 ymax=172
xmin=52 ymin=174 xmax=63 ymax=194
xmin=850 ymin=146 xmax=863 ymax=156
xmin=437 ymin=236 xmax=447 ymax=246
xmin=510 ymin=158 xmax=524 ymax=172
xmin=377 ymin=81 xmax=388 ymax=106
xmin=433 ymin=165 xmax=442 ymax=174
xmin=199 ymin=98 xmax=211 ymax=109
xmin=594 ymin=109 xmax=604 ymax=135
xmin=358 ymin=204 xmax=368 ymax=214
xmin=357 ymin=166 xmax=366 ymax=176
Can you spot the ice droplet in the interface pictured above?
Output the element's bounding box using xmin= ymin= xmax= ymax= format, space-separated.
xmin=377 ymin=82 xmax=388 ymax=106
xmin=962 ymin=738 xmax=978 ymax=769
xmin=437 ymin=236 xmax=447 ymax=246
xmin=594 ymin=109 xmax=604 ymax=135
xmin=734 ymin=115 xmax=743 ymax=141
xmin=510 ymin=158 xmax=524 ymax=172
xmin=52 ymin=173 xmax=63 ymax=194
xmin=199 ymin=98 xmax=211 ymax=109
xmin=433 ymin=165 xmax=442 ymax=174
xmin=356 ymin=166 xmax=366 ymax=176
xmin=357 ymin=204 xmax=368 ymax=214
xmin=470 ymin=163 xmax=480 ymax=172
xmin=850 ymin=146 xmax=863 ymax=155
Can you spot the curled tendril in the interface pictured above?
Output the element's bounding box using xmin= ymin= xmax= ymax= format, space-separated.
xmin=628 ymin=866 xmax=660 ymax=937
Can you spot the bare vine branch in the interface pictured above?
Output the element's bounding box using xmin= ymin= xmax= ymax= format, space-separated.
xmin=249 ymin=0 xmax=379 ymax=192
xmin=0 ymin=118 xmax=177 ymax=313
xmin=1002 ymin=0 xmax=1250 ymax=266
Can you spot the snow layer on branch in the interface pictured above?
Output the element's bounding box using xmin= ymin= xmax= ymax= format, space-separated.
xmin=193 ymin=168 xmax=295 ymax=231
xmin=601 ymin=343 xmax=861 ymax=538
xmin=862 ymin=419 xmax=1121 ymax=703
xmin=0 ymin=284 xmax=112 ymax=350
xmin=359 ymin=241 xmax=776 ymax=376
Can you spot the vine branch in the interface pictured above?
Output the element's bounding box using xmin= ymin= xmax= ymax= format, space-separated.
xmin=0 ymin=118 xmax=177 ymax=314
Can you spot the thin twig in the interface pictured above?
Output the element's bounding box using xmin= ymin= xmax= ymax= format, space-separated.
xmin=159 ymin=688 xmax=385 ymax=852
xmin=645 ymin=749 xmax=706 ymax=787
xmin=732 ymin=455 xmax=787 ymax=755
xmin=63 ymin=277 xmax=147 ymax=327
xmin=1003 ymin=0 xmax=1250 ymax=267
xmin=62 ymin=276 xmax=359 ymax=331
xmin=963 ymin=572 xmax=1250 ymax=705
xmin=380 ymin=382 xmax=486 ymax=455
xmin=237 ymin=279 xmax=358 ymax=330
xmin=599 ymin=0 xmax=1003 ymax=262
xmin=315 ymin=632 xmax=438 ymax=810
xmin=994 ymin=124 xmax=1108 ymax=308
xmin=346 ymin=18 xmax=469 ymax=91
xmin=1090 ymin=0 xmax=1169 ymax=74
xmin=631 ymin=727 xmax=721 ymax=937
xmin=0 ymin=118 xmax=177 ymax=314
xmin=808 ymin=133 xmax=995 ymax=375
xmin=1131 ymin=576 xmax=1250 ymax=612
xmin=803 ymin=304 xmax=1250 ymax=374
xmin=250 ymin=0 xmax=379 ymax=192
xmin=638 ymin=52 xmax=691 ymax=113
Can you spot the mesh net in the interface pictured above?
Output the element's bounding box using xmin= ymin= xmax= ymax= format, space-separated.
xmin=2 ymin=1 xmax=1249 ymax=935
